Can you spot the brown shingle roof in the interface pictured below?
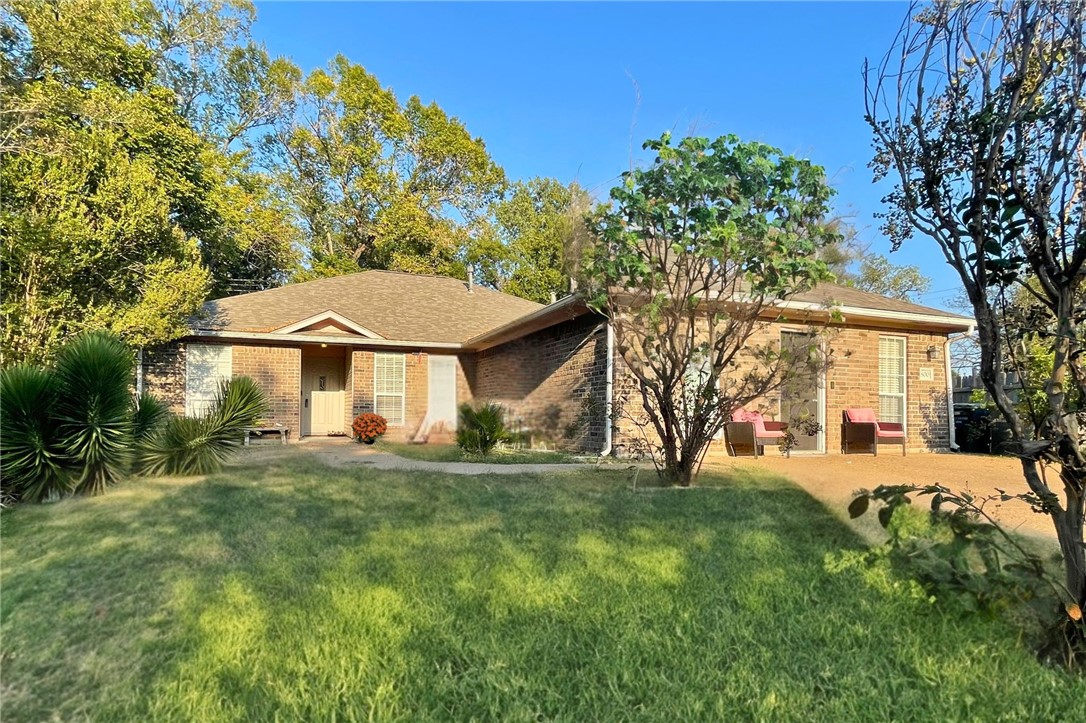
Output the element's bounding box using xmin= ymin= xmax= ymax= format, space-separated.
xmin=195 ymin=270 xmax=543 ymax=343
xmin=792 ymin=282 xmax=970 ymax=320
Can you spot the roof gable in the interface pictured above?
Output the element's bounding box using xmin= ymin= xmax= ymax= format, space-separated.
xmin=195 ymin=270 xmax=544 ymax=344
xmin=273 ymin=310 xmax=384 ymax=338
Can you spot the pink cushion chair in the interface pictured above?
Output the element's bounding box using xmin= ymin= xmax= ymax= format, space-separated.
xmin=841 ymin=408 xmax=906 ymax=456
xmin=725 ymin=409 xmax=789 ymax=458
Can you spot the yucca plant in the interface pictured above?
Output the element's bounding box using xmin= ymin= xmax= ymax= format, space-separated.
xmin=136 ymin=376 xmax=267 ymax=476
xmin=456 ymin=402 xmax=509 ymax=456
xmin=0 ymin=365 xmax=70 ymax=503
xmin=132 ymin=393 xmax=170 ymax=443
xmin=53 ymin=331 xmax=135 ymax=495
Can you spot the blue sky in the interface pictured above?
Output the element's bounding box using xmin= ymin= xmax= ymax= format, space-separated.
xmin=251 ymin=1 xmax=963 ymax=309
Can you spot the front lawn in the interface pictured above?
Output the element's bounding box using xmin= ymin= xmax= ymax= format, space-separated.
xmin=377 ymin=440 xmax=578 ymax=464
xmin=2 ymin=456 xmax=1083 ymax=721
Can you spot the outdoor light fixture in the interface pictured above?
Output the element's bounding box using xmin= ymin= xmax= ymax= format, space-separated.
xmin=926 ymin=345 xmax=939 ymax=361
xmin=321 ymin=343 xmax=328 ymax=348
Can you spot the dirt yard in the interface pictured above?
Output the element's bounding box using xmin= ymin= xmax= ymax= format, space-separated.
xmin=704 ymin=452 xmax=1060 ymax=545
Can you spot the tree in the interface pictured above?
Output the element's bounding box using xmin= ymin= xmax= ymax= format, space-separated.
xmin=270 ymin=56 xmax=506 ymax=281
xmin=865 ymin=0 xmax=1085 ymax=645
xmin=0 ymin=0 xmax=298 ymax=363
xmin=852 ymin=254 xmax=932 ymax=301
xmin=469 ymin=178 xmax=586 ymax=303
xmin=577 ymin=133 xmax=839 ymax=486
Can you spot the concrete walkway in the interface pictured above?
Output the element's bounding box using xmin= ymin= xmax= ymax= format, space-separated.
xmin=244 ymin=437 xmax=594 ymax=475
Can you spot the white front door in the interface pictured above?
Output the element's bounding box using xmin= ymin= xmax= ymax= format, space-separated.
xmin=302 ymin=357 xmax=344 ymax=436
xmin=428 ymin=356 xmax=458 ymax=430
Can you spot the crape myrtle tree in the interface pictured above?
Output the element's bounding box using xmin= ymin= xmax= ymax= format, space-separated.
xmin=864 ymin=0 xmax=1085 ymax=636
xmin=577 ymin=133 xmax=840 ymax=486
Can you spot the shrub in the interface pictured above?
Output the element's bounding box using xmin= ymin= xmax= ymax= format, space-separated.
xmin=0 ymin=365 xmax=69 ymax=503
xmin=54 ymin=331 xmax=135 ymax=495
xmin=456 ymin=402 xmax=509 ymax=456
xmin=351 ymin=413 xmax=387 ymax=443
xmin=136 ymin=377 xmax=268 ymax=476
xmin=132 ymin=393 xmax=170 ymax=443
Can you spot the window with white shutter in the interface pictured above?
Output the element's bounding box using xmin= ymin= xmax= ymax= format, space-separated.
xmin=878 ymin=336 xmax=907 ymax=426
xmin=374 ymin=352 xmax=406 ymax=425
xmin=185 ymin=344 xmax=232 ymax=417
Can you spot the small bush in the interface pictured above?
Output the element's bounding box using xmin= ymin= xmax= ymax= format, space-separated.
xmin=351 ymin=413 xmax=387 ymax=442
xmin=136 ymin=377 xmax=267 ymax=476
xmin=54 ymin=331 xmax=135 ymax=495
xmin=132 ymin=393 xmax=170 ymax=443
xmin=456 ymin=402 xmax=509 ymax=456
xmin=0 ymin=364 xmax=69 ymax=503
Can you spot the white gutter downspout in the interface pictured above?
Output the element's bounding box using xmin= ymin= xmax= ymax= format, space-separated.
xmin=944 ymin=327 xmax=975 ymax=451
xmin=600 ymin=322 xmax=614 ymax=457
xmin=136 ymin=348 xmax=144 ymax=397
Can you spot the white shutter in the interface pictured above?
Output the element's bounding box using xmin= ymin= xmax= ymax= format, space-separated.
xmin=185 ymin=344 xmax=232 ymax=417
xmin=374 ymin=353 xmax=405 ymax=425
xmin=878 ymin=337 xmax=906 ymax=425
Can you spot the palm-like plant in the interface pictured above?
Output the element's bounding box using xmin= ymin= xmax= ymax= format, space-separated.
xmin=136 ymin=376 xmax=268 ymax=476
xmin=132 ymin=393 xmax=170 ymax=443
xmin=0 ymin=365 xmax=69 ymax=502
xmin=53 ymin=331 xmax=135 ymax=495
xmin=456 ymin=402 xmax=509 ymax=456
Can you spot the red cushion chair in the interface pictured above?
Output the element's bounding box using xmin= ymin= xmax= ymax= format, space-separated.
xmin=841 ymin=408 xmax=906 ymax=456
xmin=725 ymin=409 xmax=789 ymax=458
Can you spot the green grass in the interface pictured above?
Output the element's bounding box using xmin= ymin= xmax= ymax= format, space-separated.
xmin=377 ymin=440 xmax=578 ymax=464
xmin=2 ymin=456 xmax=1084 ymax=722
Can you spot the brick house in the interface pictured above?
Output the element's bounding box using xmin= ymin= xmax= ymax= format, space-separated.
xmin=141 ymin=270 xmax=974 ymax=454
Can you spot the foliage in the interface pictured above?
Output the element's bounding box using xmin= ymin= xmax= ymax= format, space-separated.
xmin=851 ymin=254 xmax=931 ymax=301
xmin=269 ymin=55 xmax=505 ymax=281
xmin=0 ymin=0 xmax=297 ymax=363
xmin=136 ymin=376 xmax=267 ymax=476
xmin=850 ymin=483 xmax=1084 ymax=667
xmin=132 ymin=392 xmax=171 ymax=443
xmin=378 ymin=440 xmax=575 ymax=465
xmin=469 ymin=178 xmax=586 ymax=303
xmin=576 ymin=132 xmax=839 ymax=485
xmin=456 ymin=402 xmax=510 ymax=456
xmin=351 ymin=412 xmax=388 ymax=443
xmin=53 ymin=331 xmax=135 ymax=495
xmin=0 ymin=364 xmax=68 ymax=503
xmin=865 ymin=0 xmax=1086 ymax=644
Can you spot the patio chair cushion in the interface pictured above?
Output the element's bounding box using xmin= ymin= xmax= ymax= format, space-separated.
xmin=875 ymin=428 xmax=905 ymax=438
xmin=844 ymin=408 xmax=878 ymax=424
xmin=731 ymin=409 xmax=784 ymax=438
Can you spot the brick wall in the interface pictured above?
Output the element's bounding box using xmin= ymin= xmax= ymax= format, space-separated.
xmin=468 ymin=314 xmax=609 ymax=453
xmin=232 ymin=345 xmax=301 ymax=435
xmin=611 ymin=321 xmax=952 ymax=456
xmin=142 ymin=342 xmax=186 ymax=414
xmin=347 ymin=350 xmax=468 ymax=442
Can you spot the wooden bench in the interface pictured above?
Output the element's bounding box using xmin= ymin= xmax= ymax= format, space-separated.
xmin=243 ymin=426 xmax=290 ymax=446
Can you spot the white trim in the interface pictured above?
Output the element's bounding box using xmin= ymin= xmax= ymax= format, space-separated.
xmin=272 ymin=310 xmax=384 ymax=338
xmin=778 ymin=329 xmax=826 ymax=454
xmin=374 ymin=352 xmax=406 ymax=426
xmin=190 ymin=329 xmax=460 ymax=350
xmin=773 ymin=299 xmax=973 ymax=331
xmin=600 ymin=323 xmax=614 ymax=457
xmin=878 ymin=334 xmax=908 ymax=431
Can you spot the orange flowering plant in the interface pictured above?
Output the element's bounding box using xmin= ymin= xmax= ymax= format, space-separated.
xmin=351 ymin=413 xmax=388 ymax=443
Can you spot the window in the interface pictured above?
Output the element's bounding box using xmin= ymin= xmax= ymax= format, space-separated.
xmin=374 ymin=352 xmax=405 ymax=425
xmin=185 ymin=344 xmax=232 ymax=417
xmin=878 ymin=336 xmax=907 ymax=426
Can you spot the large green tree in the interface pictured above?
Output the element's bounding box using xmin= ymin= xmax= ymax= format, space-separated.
xmin=578 ymin=133 xmax=839 ymax=485
xmin=270 ymin=55 xmax=506 ymax=281
xmin=0 ymin=0 xmax=298 ymax=364
xmin=469 ymin=178 xmax=586 ymax=303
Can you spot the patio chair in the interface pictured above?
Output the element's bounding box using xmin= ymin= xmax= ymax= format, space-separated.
xmin=725 ymin=409 xmax=789 ymax=458
xmin=840 ymin=408 xmax=906 ymax=456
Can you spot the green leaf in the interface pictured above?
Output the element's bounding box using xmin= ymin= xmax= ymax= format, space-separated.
xmin=848 ymin=495 xmax=870 ymax=519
